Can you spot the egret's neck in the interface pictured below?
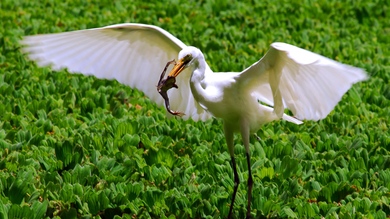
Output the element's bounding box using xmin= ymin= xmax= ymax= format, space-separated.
xmin=189 ymin=58 xmax=208 ymax=104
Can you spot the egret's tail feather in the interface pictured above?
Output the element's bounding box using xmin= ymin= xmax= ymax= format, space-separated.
xmin=283 ymin=114 xmax=303 ymax=125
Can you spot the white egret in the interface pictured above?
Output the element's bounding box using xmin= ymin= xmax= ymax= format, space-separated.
xmin=21 ymin=23 xmax=367 ymax=218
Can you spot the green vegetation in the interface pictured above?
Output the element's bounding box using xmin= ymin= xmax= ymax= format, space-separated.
xmin=1 ymin=0 xmax=389 ymax=218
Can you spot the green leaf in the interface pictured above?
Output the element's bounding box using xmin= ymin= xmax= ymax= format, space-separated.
xmin=128 ymin=182 xmax=144 ymax=200
xmin=0 ymin=198 xmax=8 ymax=219
xmin=259 ymin=167 xmax=275 ymax=180
xmin=32 ymin=200 xmax=48 ymax=219
xmin=143 ymin=188 xmax=164 ymax=210
xmin=59 ymin=183 xmax=75 ymax=203
xmin=280 ymin=156 xmax=300 ymax=179
xmin=7 ymin=205 xmax=32 ymax=219
xmin=54 ymin=140 xmax=73 ymax=167
xmin=282 ymin=206 xmax=297 ymax=218
xmin=86 ymin=191 xmax=99 ymax=215
xmin=8 ymin=171 xmax=33 ymax=204
xmin=58 ymin=207 xmax=77 ymax=219
xmin=311 ymin=181 xmax=321 ymax=191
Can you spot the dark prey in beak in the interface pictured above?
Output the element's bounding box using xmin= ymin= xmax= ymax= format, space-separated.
xmin=157 ymin=60 xmax=184 ymax=116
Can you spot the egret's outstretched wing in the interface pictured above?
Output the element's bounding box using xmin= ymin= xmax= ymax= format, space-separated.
xmin=21 ymin=23 xmax=211 ymax=121
xmin=239 ymin=42 xmax=368 ymax=121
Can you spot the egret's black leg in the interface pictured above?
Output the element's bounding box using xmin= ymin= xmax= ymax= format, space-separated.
xmin=246 ymin=152 xmax=253 ymax=219
xmin=224 ymin=122 xmax=238 ymax=219
xmin=228 ymin=156 xmax=239 ymax=219
xmin=240 ymin=121 xmax=252 ymax=219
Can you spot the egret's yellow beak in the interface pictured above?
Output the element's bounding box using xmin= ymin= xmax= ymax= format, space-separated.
xmin=168 ymin=54 xmax=192 ymax=77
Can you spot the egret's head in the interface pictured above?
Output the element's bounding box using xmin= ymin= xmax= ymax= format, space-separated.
xmin=168 ymin=46 xmax=202 ymax=77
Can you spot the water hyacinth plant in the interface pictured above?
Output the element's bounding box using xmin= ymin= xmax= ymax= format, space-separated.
xmin=1 ymin=0 xmax=389 ymax=218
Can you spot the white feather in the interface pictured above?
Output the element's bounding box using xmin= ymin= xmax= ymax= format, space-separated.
xmin=21 ymin=23 xmax=212 ymax=121
xmin=239 ymin=42 xmax=368 ymax=122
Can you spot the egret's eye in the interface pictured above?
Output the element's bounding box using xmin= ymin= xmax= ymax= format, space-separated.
xmin=182 ymin=54 xmax=192 ymax=65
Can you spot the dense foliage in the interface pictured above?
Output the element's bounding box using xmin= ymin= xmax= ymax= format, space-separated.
xmin=0 ymin=0 xmax=389 ymax=218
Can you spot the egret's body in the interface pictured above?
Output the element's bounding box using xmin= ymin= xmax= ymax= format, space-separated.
xmin=21 ymin=23 xmax=367 ymax=218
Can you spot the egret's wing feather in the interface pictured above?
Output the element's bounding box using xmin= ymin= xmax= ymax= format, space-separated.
xmin=239 ymin=42 xmax=368 ymax=121
xmin=21 ymin=23 xmax=211 ymax=121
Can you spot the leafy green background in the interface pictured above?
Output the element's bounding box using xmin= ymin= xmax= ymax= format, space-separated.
xmin=1 ymin=0 xmax=389 ymax=218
